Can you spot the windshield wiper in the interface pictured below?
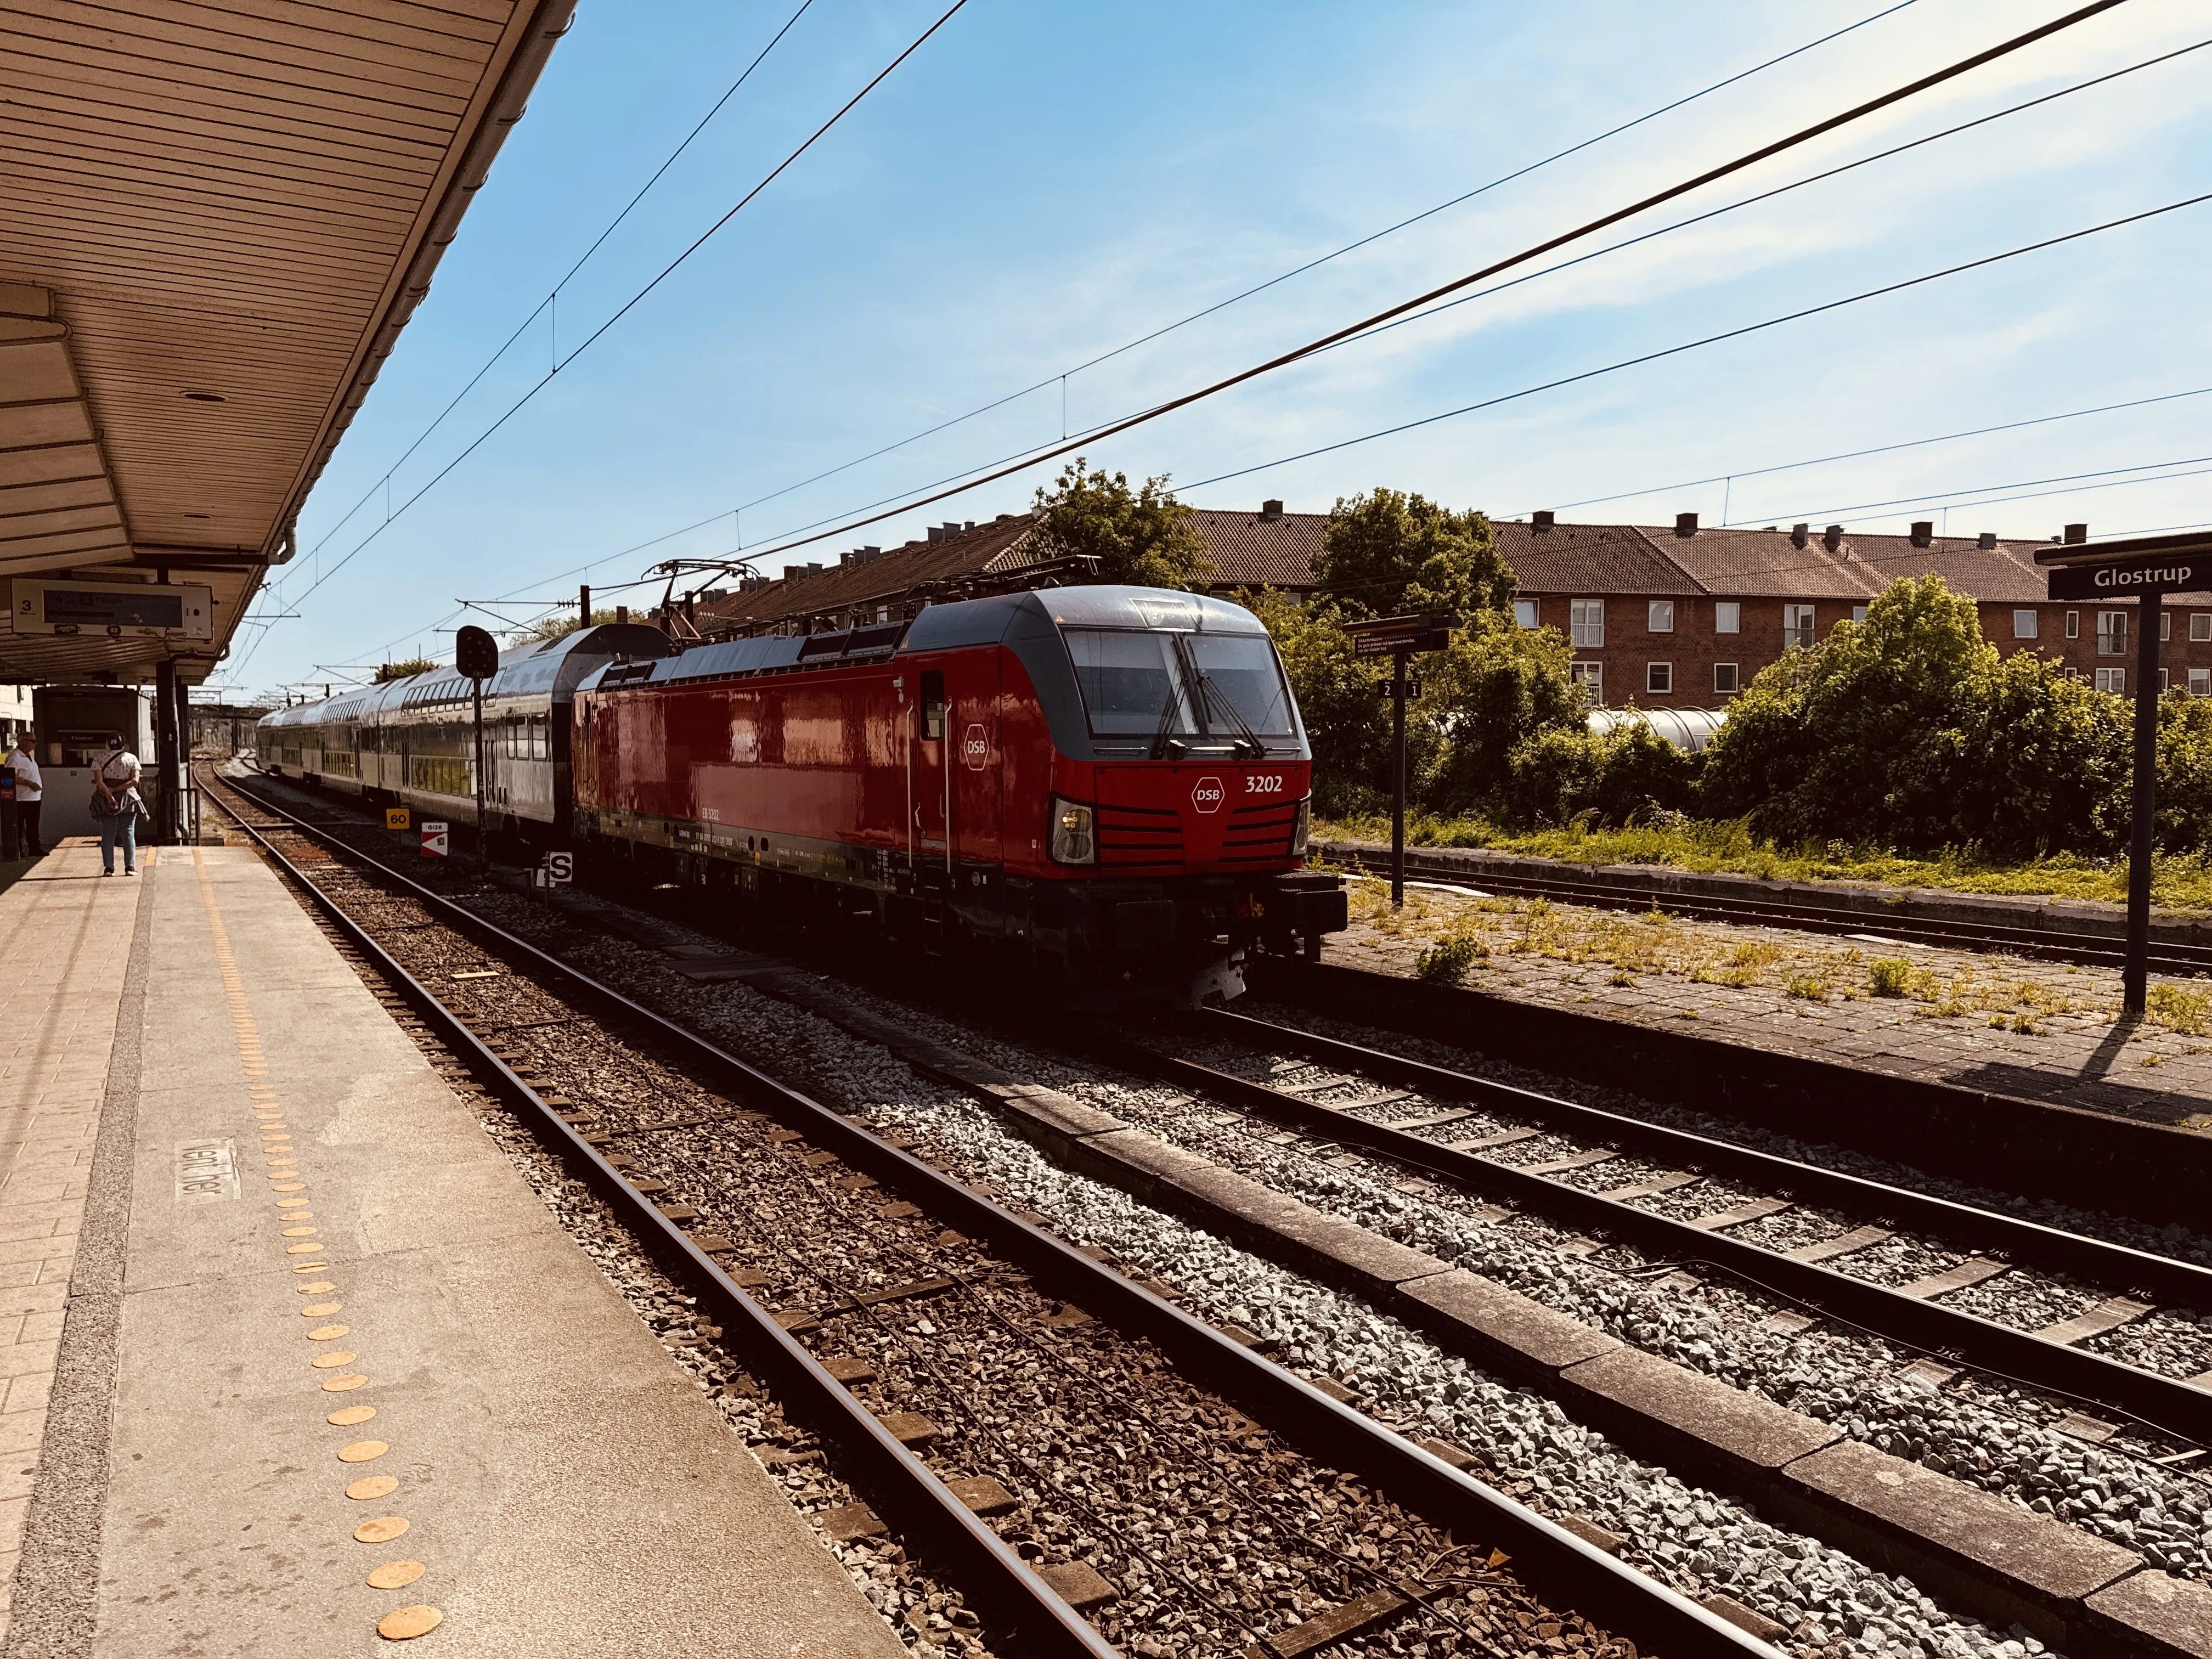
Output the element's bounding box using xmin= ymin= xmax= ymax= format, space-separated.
xmin=1193 ymin=668 xmax=1267 ymax=760
xmin=1148 ymin=683 xmax=1187 ymax=760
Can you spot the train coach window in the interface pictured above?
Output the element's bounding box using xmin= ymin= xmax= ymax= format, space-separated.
xmin=921 ymin=670 xmax=945 ymax=741
xmin=1186 ymin=633 xmax=1294 ymax=735
xmin=1064 ymin=630 xmax=1197 ymax=737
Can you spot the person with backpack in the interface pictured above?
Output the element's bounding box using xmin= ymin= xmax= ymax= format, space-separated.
xmin=91 ymin=734 xmax=144 ymax=876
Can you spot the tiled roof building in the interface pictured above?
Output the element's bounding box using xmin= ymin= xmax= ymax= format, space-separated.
xmin=685 ymin=501 xmax=2212 ymax=704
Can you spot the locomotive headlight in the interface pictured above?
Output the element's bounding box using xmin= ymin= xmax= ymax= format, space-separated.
xmin=1290 ymin=795 xmax=1312 ymax=857
xmin=1049 ymin=797 xmax=1096 ymax=865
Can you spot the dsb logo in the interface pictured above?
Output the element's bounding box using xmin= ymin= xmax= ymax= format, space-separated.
xmin=963 ymin=723 xmax=989 ymax=771
xmin=1191 ymin=775 xmax=1225 ymax=814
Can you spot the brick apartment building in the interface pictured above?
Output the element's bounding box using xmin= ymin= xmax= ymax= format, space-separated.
xmin=691 ymin=503 xmax=2212 ymax=705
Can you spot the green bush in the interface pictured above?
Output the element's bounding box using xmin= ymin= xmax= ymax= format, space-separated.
xmin=1414 ymin=934 xmax=1487 ymax=983
xmin=1500 ymin=715 xmax=1700 ymax=829
xmin=1866 ymin=958 xmax=1913 ymax=997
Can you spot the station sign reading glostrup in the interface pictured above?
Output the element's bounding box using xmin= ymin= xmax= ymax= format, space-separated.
xmin=2046 ymin=551 xmax=2212 ymax=602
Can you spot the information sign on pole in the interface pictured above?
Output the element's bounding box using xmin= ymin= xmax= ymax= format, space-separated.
xmin=2037 ymin=529 xmax=2212 ymax=1012
xmin=1344 ymin=613 xmax=1458 ymax=907
xmin=385 ymin=807 xmax=410 ymax=832
xmin=534 ymin=851 xmax=573 ymax=888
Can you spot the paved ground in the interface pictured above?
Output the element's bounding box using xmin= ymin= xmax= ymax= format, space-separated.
xmin=1325 ymin=877 xmax=2212 ymax=1128
xmin=0 ymin=842 xmax=904 ymax=1657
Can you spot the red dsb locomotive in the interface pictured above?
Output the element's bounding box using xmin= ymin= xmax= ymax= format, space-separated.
xmin=573 ymin=584 xmax=1347 ymax=1002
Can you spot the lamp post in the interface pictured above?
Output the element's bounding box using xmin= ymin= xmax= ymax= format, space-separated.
xmin=455 ymin=624 xmax=499 ymax=879
xmin=2039 ymin=530 xmax=2212 ymax=1013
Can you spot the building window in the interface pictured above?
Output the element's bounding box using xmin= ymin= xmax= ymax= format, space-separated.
xmin=2191 ymin=668 xmax=2211 ymax=696
xmin=2066 ymin=610 xmax=2079 ymax=639
xmin=2012 ymin=610 xmax=2038 ymax=640
xmin=2095 ymin=667 xmax=2125 ymax=694
xmin=1513 ymin=599 xmax=1540 ymax=629
xmin=1852 ymin=605 xmax=1869 ymax=623
xmin=1714 ymin=601 xmax=1741 ymax=634
xmin=2160 ymin=668 xmax=2170 ymax=691
xmin=1570 ymin=600 xmax=1605 ymax=647
xmin=1647 ymin=600 xmax=1674 ymax=633
xmin=1568 ymin=661 xmax=1604 ymax=704
xmin=1783 ymin=603 xmax=1816 ymax=648
xmin=2097 ymin=612 xmax=2128 ymax=656
xmin=2192 ymin=613 xmax=2211 ymax=642
xmin=1714 ymin=663 xmax=1740 ymax=695
xmin=1646 ymin=662 xmax=1673 ymax=694
xmin=2160 ymin=612 xmax=2172 ymax=641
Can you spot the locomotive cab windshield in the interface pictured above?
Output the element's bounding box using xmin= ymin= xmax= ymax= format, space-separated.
xmin=1061 ymin=622 xmax=1295 ymax=757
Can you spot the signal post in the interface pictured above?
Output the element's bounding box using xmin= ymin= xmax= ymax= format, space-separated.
xmin=2038 ymin=529 xmax=2212 ymax=1014
xmin=1345 ymin=612 xmax=1457 ymax=908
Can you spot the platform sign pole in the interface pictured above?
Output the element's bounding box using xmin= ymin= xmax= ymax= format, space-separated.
xmin=1345 ymin=613 xmax=1457 ymax=910
xmin=2040 ymin=532 xmax=2212 ymax=1015
xmin=455 ymin=624 xmax=499 ymax=882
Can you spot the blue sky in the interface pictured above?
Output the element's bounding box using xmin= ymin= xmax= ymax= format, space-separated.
xmin=229 ymin=0 xmax=2212 ymax=697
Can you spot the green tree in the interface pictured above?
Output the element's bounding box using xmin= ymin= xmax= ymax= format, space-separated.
xmin=1502 ymin=716 xmax=1700 ymax=828
xmin=1314 ymin=488 xmax=1512 ymax=621
xmin=1242 ymin=588 xmax=1393 ymax=815
xmin=517 ymin=606 xmax=631 ymax=646
xmin=1419 ymin=613 xmax=1588 ymax=819
xmin=1029 ymin=459 xmax=1212 ymax=589
xmin=374 ymin=657 xmax=438 ymax=683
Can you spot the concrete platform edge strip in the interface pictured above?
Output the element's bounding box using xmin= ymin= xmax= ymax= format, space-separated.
xmin=4 ymin=859 xmax=153 ymax=1659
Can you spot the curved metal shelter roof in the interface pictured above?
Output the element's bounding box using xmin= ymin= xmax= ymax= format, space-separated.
xmin=0 ymin=0 xmax=575 ymax=687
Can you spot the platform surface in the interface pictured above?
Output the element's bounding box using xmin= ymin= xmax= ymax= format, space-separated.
xmin=0 ymin=844 xmax=903 ymax=1657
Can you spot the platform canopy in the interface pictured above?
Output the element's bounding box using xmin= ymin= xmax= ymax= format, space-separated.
xmin=0 ymin=0 xmax=574 ymax=689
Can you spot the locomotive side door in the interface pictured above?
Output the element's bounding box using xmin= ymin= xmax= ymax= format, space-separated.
xmin=910 ymin=665 xmax=949 ymax=863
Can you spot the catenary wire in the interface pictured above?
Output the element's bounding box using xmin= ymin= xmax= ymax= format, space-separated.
xmin=1177 ymin=191 xmax=2212 ymax=493
xmin=233 ymin=0 xmax=970 ymax=680
xmin=290 ymin=0 xmax=821 ymax=573
xmin=721 ymin=0 xmax=1925 ymax=525
xmin=687 ymin=0 xmax=2135 ymax=569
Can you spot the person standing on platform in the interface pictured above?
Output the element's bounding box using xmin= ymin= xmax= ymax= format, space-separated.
xmin=0 ymin=752 xmax=14 ymax=860
xmin=92 ymin=733 xmax=143 ymax=877
xmin=5 ymin=735 xmax=40 ymax=859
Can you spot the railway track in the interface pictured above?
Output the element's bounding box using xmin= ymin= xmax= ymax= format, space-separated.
xmin=196 ymin=765 xmax=1770 ymax=1659
xmin=1322 ymin=845 xmax=2212 ymax=979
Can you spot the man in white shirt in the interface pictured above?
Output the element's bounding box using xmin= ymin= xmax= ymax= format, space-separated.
xmin=6 ymin=735 xmax=41 ymax=858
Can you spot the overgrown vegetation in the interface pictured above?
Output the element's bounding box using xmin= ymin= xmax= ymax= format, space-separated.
xmin=373 ymin=657 xmax=438 ymax=682
xmin=1239 ymin=508 xmax=2212 ymax=901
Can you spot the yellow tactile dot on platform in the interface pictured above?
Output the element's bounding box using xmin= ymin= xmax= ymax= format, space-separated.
xmin=322 ymin=1373 xmax=369 ymax=1392
xmin=280 ymin=1212 xmax=315 ymax=1223
xmin=308 ymin=1325 xmax=349 ymax=1341
xmin=328 ymin=1404 xmax=376 ymax=1427
xmin=354 ymin=1516 xmax=409 ymax=1544
xmin=302 ymin=1302 xmax=341 ymax=1317
xmin=377 ymin=1604 xmax=442 ymax=1641
xmin=276 ymin=1197 xmax=308 ymax=1208
xmin=366 ymin=1560 xmax=425 ymax=1591
xmin=291 ymin=1262 xmax=330 ymax=1274
xmin=346 ymin=1474 xmax=399 ymax=1501
xmin=296 ymin=1280 xmax=335 ymax=1294
xmin=282 ymin=1227 xmax=318 ymax=1238
xmin=311 ymin=1351 xmax=357 ymax=1369
xmin=338 ymin=1441 xmax=388 ymax=1464
xmin=286 ymin=1243 xmax=324 ymax=1256
xmin=272 ymin=1183 xmax=306 ymax=1193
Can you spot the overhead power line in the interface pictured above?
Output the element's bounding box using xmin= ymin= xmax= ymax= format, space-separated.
xmin=1522 ymin=384 xmax=2212 ymax=516
xmin=237 ymin=0 xmax=972 ymax=678
xmin=294 ymin=0 xmax=821 ymax=573
xmin=723 ymin=0 xmax=1923 ymax=524
xmin=1183 ymin=191 xmax=2212 ymax=492
xmin=710 ymin=0 xmax=2134 ymax=568
xmin=527 ymin=18 xmax=2201 ymax=614
xmin=1754 ymin=453 xmax=2212 ymax=524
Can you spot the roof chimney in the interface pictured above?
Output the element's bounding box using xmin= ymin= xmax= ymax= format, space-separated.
xmin=1532 ymin=510 xmax=1555 ymax=532
xmin=1977 ymin=531 xmax=1997 ymax=550
xmin=1823 ymin=524 xmax=1844 ymax=553
xmin=1790 ymin=523 xmax=1809 ymax=549
xmin=2064 ymin=522 xmax=2088 ymax=545
xmin=1674 ymin=511 xmax=1699 ymax=538
xmin=1910 ymin=521 xmax=1933 ymax=549
xmin=1259 ymin=499 xmax=1284 ymax=521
